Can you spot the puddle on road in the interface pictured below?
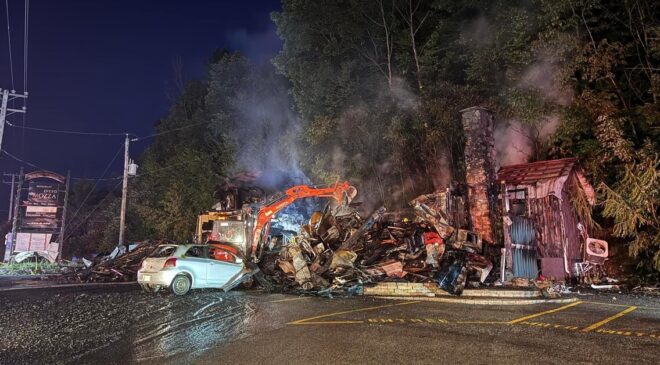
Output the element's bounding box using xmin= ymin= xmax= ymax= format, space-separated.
xmin=79 ymin=290 xmax=259 ymax=364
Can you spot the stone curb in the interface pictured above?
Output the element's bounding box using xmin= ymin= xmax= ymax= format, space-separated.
xmin=376 ymin=295 xmax=579 ymax=306
xmin=363 ymin=282 xmax=542 ymax=298
xmin=0 ymin=281 xmax=138 ymax=293
xmin=460 ymin=289 xmax=541 ymax=298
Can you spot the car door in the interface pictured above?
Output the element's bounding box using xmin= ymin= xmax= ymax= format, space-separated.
xmin=206 ymin=246 xmax=244 ymax=287
xmin=181 ymin=245 xmax=210 ymax=288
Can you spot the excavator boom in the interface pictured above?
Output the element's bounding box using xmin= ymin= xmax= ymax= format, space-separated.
xmin=249 ymin=181 xmax=355 ymax=258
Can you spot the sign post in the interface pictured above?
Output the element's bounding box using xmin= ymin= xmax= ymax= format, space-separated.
xmin=5 ymin=170 xmax=67 ymax=262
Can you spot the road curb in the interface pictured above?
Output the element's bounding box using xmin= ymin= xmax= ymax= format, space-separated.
xmin=459 ymin=289 xmax=542 ymax=298
xmin=362 ymin=282 xmax=542 ymax=298
xmin=376 ymin=295 xmax=579 ymax=306
xmin=0 ymin=281 xmax=139 ymax=293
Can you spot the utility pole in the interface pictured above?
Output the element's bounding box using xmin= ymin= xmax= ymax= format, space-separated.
xmin=6 ymin=168 xmax=23 ymax=261
xmin=3 ymin=173 xmax=18 ymax=221
xmin=0 ymin=88 xmax=28 ymax=150
xmin=58 ymin=170 xmax=70 ymax=260
xmin=118 ymin=134 xmax=129 ymax=248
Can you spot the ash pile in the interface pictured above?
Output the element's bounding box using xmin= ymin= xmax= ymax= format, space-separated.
xmin=258 ymin=192 xmax=493 ymax=296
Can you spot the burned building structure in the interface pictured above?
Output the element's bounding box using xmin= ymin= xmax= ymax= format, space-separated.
xmin=459 ymin=106 xmax=602 ymax=282
xmin=497 ymin=158 xmax=597 ymax=280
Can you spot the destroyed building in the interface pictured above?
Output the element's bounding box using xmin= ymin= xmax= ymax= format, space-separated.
xmin=497 ymin=158 xmax=598 ymax=280
xmin=459 ymin=106 xmax=604 ymax=283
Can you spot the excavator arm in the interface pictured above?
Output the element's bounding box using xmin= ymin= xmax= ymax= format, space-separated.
xmin=249 ymin=181 xmax=355 ymax=258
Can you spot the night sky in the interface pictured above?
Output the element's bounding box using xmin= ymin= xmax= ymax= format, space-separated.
xmin=0 ymin=0 xmax=283 ymax=211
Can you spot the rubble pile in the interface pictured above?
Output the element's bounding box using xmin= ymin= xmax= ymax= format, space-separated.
xmin=258 ymin=193 xmax=492 ymax=296
xmin=62 ymin=240 xmax=168 ymax=282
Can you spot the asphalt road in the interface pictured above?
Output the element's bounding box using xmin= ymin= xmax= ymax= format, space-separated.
xmin=0 ymin=286 xmax=658 ymax=364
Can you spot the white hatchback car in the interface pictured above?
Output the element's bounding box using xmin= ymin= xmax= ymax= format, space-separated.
xmin=138 ymin=244 xmax=247 ymax=295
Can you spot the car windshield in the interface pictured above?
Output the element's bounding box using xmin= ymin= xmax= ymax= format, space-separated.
xmin=149 ymin=245 xmax=177 ymax=258
xmin=212 ymin=221 xmax=245 ymax=244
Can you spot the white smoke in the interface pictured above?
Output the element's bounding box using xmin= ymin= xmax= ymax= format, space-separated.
xmin=519 ymin=58 xmax=572 ymax=106
xmin=494 ymin=115 xmax=562 ymax=167
xmin=494 ymin=119 xmax=533 ymax=167
xmin=390 ymin=77 xmax=419 ymax=110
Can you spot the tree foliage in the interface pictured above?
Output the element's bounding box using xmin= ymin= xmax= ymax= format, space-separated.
xmin=599 ymin=155 xmax=659 ymax=271
xmin=274 ymin=0 xmax=659 ymax=272
xmin=65 ymin=1 xmax=658 ymax=274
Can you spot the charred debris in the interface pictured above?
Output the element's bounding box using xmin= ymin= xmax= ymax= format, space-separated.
xmin=258 ymin=191 xmax=491 ymax=296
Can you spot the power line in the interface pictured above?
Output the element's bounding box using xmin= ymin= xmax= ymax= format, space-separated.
xmin=130 ymin=121 xmax=208 ymax=141
xmin=4 ymin=120 xmax=206 ymax=140
xmin=4 ymin=0 xmax=14 ymax=90
xmin=71 ymin=175 xmax=122 ymax=181
xmin=131 ymin=160 xmax=192 ymax=178
xmin=65 ymin=143 xmax=124 ymax=225
xmin=1 ymin=148 xmax=122 ymax=181
xmin=21 ymin=0 xmax=29 ymax=153
xmin=4 ymin=120 xmax=135 ymax=137
xmin=1 ymin=147 xmax=43 ymax=169
xmin=22 ymin=0 xmax=27 ymax=93
xmin=64 ymin=179 xmax=122 ymax=241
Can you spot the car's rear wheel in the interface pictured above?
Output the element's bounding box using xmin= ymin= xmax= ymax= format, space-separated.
xmin=170 ymin=275 xmax=191 ymax=295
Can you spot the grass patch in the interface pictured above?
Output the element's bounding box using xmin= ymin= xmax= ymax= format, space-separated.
xmin=0 ymin=261 xmax=62 ymax=276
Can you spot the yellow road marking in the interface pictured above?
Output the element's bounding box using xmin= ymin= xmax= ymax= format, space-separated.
xmin=520 ymin=321 xmax=579 ymax=330
xmin=456 ymin=321 xmax=508 ymax=324
xmin=582 ymin=306 xmax=637 ymax=332
xmin=269 ymin=297 xmax=309 ymax=303
xmin=288 ymin=301 xmax=420 ymax=325
xmin=296 ymin=320 xmax=365 ymax=324
xmin=508 ymin=301 xmax=582 ymax=324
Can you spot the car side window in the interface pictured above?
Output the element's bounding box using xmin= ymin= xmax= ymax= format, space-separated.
xmin=209 ymin=246 xmax=237 ymax=263
xmin=185 ymin=246 xmax=207 ymax=258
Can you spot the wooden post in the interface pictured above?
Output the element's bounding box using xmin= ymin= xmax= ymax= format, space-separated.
xmin=6 ymin=168 xmax=23 ymax=261
xmin=58 ymin=171 xmax=71 ymax=261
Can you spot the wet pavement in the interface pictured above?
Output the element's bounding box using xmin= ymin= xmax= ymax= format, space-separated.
xmin=0 ymin=285 xmax=659 ymax=364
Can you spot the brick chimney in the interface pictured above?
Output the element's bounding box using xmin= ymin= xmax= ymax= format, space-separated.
xmin=460 ymin=106 xmax=499 ymax=244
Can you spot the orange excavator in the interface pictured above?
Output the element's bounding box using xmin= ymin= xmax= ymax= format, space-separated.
xmin=196 ymin=181 xmax=356 ymax=262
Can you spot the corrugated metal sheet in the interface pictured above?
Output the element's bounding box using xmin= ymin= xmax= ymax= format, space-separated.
xmin=497 ymin=158 xmax=577 ymax=185
xmin=511 ymin=217 xmax=538 ymax=278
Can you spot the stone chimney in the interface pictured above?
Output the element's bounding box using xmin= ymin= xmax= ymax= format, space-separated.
xmin=460 ymin=106 xmax=499 ymax=244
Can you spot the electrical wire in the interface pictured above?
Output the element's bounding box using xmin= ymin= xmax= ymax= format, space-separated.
xmin=64 ymin=143 xmax=124 ymax=225
xmin=4 ymin=119 xmax=205 ymax=140
xmin=4 ymin=0 xmax=14 ymax=90
xmin=130 ymin=121 xmax=208 ymax=141
xmin=21 ymin=0 xmax=29 ymax=153
xmin=1 ymin=148 xmax=44 ymax=169
xmin=4 ymin=120 xmax=135 ymax=137
xmin=131 ymin=160 xmax=193 ymax=178
xmin=1 ymin=148 xmax=122 ymax=181
xmin=22 ymin=0 xmax=27 ymax=93
xmin=64 ymin=179 xmax=122 ymax=241
xmin=70 ymin=175 xmax=122 ymax=181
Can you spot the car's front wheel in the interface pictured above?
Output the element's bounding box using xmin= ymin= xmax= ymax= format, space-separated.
xmin=170 ymin=274 xmax=192 ymax=295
